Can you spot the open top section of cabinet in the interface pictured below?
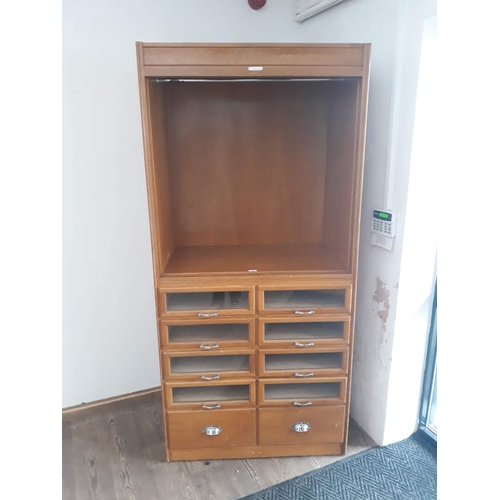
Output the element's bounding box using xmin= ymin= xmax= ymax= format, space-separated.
xmin=139 ymin=44 xmax=368 ymax=278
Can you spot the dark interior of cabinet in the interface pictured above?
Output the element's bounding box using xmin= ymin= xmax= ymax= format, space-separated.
xmin=146 ymin=78 xmax=361 ymax=275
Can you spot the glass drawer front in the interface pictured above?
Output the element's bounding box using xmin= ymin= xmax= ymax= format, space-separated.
xmin=262 ymin=351 xmax=345 ymax=377
xmin=259 ymin=378 xmax=346 ymax=406
xmin=265 ymin=382 xmax=340 ymax=400
xmin=170 ymin=355 xmax=249 ymax=374
xmin=173 ymin=385 xmax=249 ymax=403
xmin=166 ymin=291 xmax=249 ymax=313
xmin=170 ymin=384 xmax=252 ymax=408
xmin=265 ymin=289 xmax=344 ymax=309
xmin=165 ymin=353 xmax=253 ymax=380
xmin=261 ymin=287 xmax=349 ymax=314
xmin=162 ymin=322 xmax=253 ymax=349
xmin=260 ymin=319 xmax=349 ymax=346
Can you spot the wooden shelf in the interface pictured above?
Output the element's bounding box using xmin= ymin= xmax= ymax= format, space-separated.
xmin=163 ymin=244 xmax=343 ymax=276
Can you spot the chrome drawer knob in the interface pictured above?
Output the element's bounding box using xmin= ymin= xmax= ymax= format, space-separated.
xmin=292 ymin=422 xmax=311 ymax=433
xmin=201 ymin=374 xmax=220 ymax=380
xmin=293 ymin=401 xmax=312 ymax=407
xmin=203 ymin=425 xmax=222 ymax=436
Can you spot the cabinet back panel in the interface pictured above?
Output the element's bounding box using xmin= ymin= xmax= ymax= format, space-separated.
xmin=165 ymin=81 xmax=329 ymax=247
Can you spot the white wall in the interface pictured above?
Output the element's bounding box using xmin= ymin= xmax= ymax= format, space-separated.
xmin=63 ymin=0 xmax=432 ymax=445
xmin=382 ymin=14 xmax=437 ymax=444
xmin=350 ymin=0 xmax=437 ymax=444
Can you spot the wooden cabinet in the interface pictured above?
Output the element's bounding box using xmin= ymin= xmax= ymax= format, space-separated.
xmin=136 ymin=42 xmax=370 ymax=461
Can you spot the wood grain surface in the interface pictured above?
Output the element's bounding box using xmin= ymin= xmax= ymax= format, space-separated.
xmin=62 ymin=390 xmax=376 ymax=500
xmin=166 ymin=81 xmax=329 ymax=248
xmin=133 ymin=43 xmax=371 ymax=464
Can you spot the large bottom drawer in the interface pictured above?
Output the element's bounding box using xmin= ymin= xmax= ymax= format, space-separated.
xmin=167 ymin=408 xmax=256 ymax=449
xmin=258 ymin=406 xmax=345 ymax=446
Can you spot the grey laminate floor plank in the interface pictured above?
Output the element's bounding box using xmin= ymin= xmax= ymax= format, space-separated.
xmin=113 ymin=409 xmax=160 ymax=500
xmin=71 ymin=413 xmax=120 ymax=500
xmin=62 ymin=421 xmax=76 ymax=500
xmin=63 ymin=391 xmax=376 ymax=500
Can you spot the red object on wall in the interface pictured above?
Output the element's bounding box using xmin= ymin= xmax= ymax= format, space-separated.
xmin=248 ymin=0 xmax=266 ymax=10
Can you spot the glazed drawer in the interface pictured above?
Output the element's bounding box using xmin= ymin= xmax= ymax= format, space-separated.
xmin=164 ymin=380 xmax=256 ymax=410
xmin=258 ymin=316 xmax=350 ymax=347
xmin=257 ymin=283 xmax=351 ymax=316
xmin=258 ymin=406 xmax=345 ymax=446
xmin=160 ymin=318 xmax=255 ymax=350
xmin=258 ymin=377 xmax=347 ymax=407
xmin=162 ymin=349 xmax=255 ymax=381
xmin=167 ymin=409 xmax=256 ymax=449
xmin=158 ymin=286 xmax=255 ymax=318
xmin=258 ymin=347 xmax=349 ymax=378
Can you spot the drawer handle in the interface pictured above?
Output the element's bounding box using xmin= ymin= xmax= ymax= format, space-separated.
xmin=201 ymin=374 xmax=220 ymax=381
xmin=294 ymin=342 xmax=315 ymax=347
xmin=198 ymin=312 xmax=218 ymax=317
xmin=202 ymin=404 xmax=221 ymax=410
xmin=294 ymin=372 xmax=314 ymax=378
xmin=200 ymin=344 xmax=220 ymax=350
xmin=294 ymin=310 xmax=315 ymax=315
xmin=293 ymin=401 xmax=312 ymax=407
xmin=292 ymin=422 xmax=311 ymax=433
xmin=203 ymin=425 xmax=222 ymax=436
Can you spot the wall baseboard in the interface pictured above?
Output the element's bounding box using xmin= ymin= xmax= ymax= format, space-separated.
xmin=62 ymin=386 xmax=161 ymax=415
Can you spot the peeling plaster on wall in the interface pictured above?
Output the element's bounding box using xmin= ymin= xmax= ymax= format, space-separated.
xmin=373 ymin=277 xmax=391 ymax=329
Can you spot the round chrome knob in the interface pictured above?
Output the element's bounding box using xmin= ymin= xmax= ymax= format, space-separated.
xmin=292 ymin=422 xmax=311 ymax=433
xmin=202 ymin=425 xmax=222 ymax=436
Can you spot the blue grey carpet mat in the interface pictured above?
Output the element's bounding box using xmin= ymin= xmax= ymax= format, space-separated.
xmin=240 ymin=433 xmax=437 ymax=500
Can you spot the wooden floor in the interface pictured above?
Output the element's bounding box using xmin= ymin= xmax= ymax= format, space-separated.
xmin=62 ymin=390 xmax=376 ymax=500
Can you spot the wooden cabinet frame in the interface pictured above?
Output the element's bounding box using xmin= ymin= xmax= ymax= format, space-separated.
xmin=137 ymin=42 xmax=371 ymax=461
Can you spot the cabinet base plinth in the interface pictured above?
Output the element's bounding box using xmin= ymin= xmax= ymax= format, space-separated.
xmin=167 ymin=443 xmax=343 ymax=461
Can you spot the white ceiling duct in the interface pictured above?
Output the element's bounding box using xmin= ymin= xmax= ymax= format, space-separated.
xmin=295 ymin=0 xmax=346 ymax=22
